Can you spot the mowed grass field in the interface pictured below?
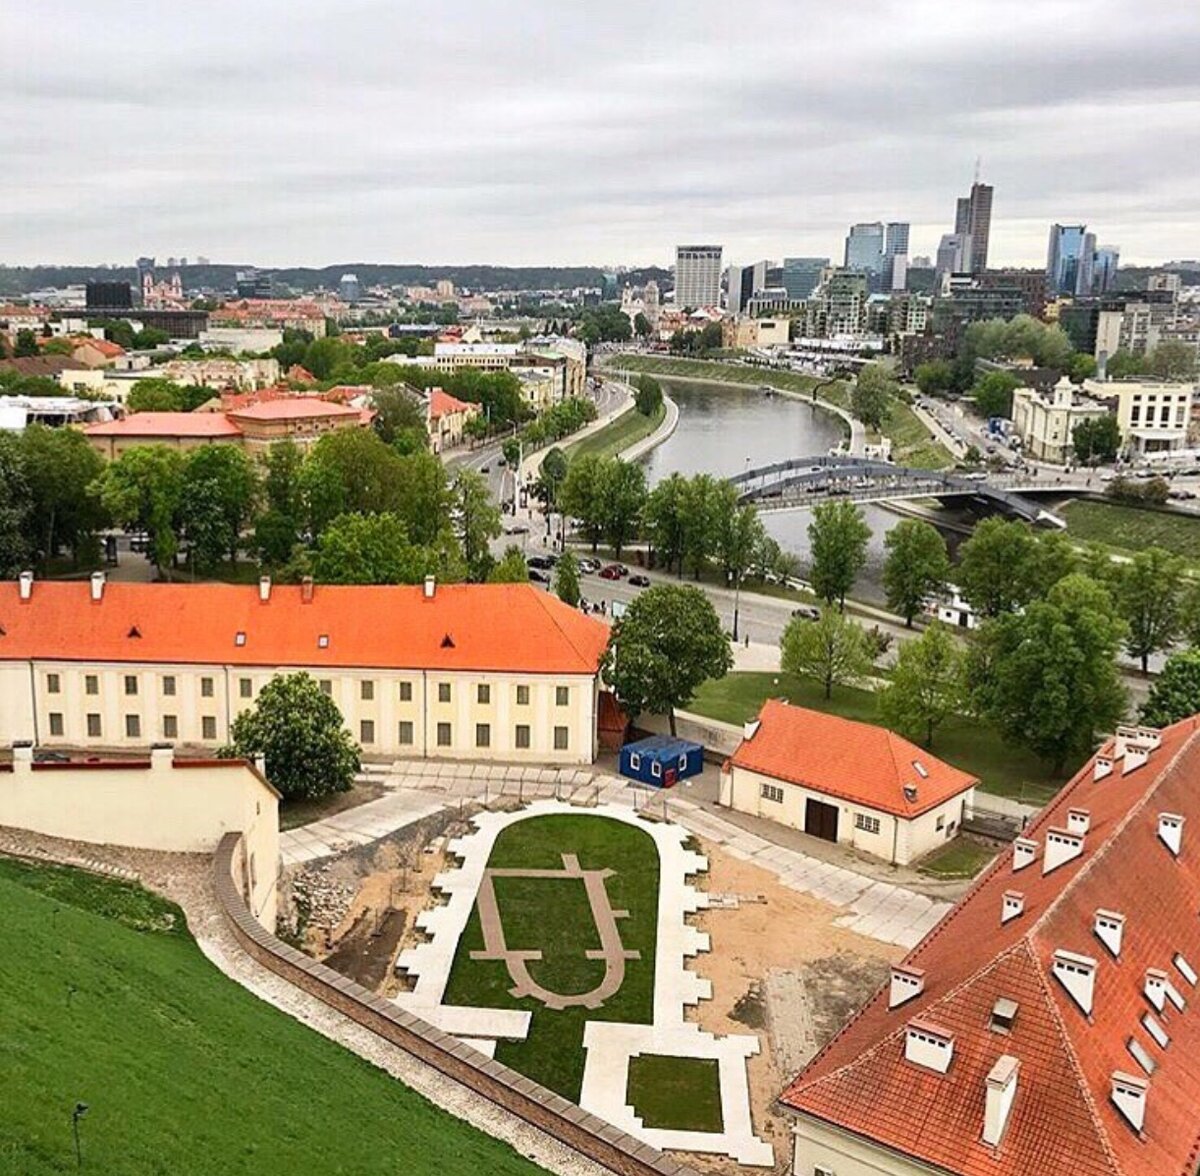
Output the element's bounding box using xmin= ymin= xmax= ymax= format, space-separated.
xmin=443 ymin=813 xmax=659 ymax=1101
xmin=0 ymin=857 xmax=548 ymax=1176
xmin=564 ymin=402 xmax=665 ymax=462
xmin=1062 ymin=499 xmax=1200 ymax=563
xmin=688 ymin=672 xmax=1073 ymax=806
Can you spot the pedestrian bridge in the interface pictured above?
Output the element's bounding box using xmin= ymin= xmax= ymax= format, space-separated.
xmin=730 ymin=457 xmax=1087 ymax=527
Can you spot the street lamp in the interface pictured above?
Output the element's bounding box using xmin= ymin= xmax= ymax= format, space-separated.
xmin=72 ymin=1102 xmax=89 ymax=1169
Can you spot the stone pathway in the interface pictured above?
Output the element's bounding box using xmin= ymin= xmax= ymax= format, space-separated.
xmin=279 ymin=786 xmax=444 ymax=866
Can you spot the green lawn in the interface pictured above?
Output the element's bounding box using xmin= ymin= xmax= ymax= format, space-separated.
xmin=1062 ymin=499 xmax=1200 ymax=563
xmin=627 ymin=1056 xmax=724 ymax=1133
xmin=564 ymin=402 xmax=665 ymax=462
xmin=916 ymin=839 xmax=999 ymax=879
xmin=688 ymin=672 xmax=1071 ymax=805
xmin=0 ymin=857 xmax=547 ymax=1176
xmin=443 ymin=813 xmax=659 ymax=1101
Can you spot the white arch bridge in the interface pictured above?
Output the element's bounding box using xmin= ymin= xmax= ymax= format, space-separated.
xmin=730 ymin=457 xmax=1090 ymax=527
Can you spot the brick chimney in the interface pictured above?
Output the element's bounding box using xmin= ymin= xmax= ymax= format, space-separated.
xmin=888 ymin=965 xmax=925 ymax=1009
xmin=1052 ymin=949 xmax=1097 ymax=1015
xmin=982 ymin=1055 xmax=1020 ymax=1146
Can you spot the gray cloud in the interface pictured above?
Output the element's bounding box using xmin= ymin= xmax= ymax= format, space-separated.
xmin=1 ymin=0 xmax=1198 ymax=267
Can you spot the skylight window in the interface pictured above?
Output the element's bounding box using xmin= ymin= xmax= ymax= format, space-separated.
xmin=913 ymin=761 xmax=929 ymax=779
xmin=234 ymin=631 xmax=246 ymax=647
xmin=317 ymin=634 xmax=329 ymax=649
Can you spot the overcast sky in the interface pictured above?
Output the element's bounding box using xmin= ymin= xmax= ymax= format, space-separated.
xmin=3 ymin=0 xmax=1199 ymax=269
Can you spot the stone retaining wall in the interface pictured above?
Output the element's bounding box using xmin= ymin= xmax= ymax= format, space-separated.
xmin=213 ymin=832 xmax=700 ymax=1176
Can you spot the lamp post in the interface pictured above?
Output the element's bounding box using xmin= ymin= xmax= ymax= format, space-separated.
xmin=72 ymin=1102 xmax=89 ymax=1169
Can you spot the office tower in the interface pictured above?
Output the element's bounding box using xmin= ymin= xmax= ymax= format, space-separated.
xmin=954 ymin=197 xmax=972 ymax=237
xmin=235 ymin=268 xmax=272 ymax=299
xmin=729 ymin=261 xmax=769 ymax=313
xmin=936 ymin=233 xmax=969 ymax=278
xmin=1092 ymin=247 xmax=1120 ymax=294
xmin=884 ymin=224 xmax=910 ymax=292
xmin=338 ymin=273 xmax=361 ymax=302
xmin=1046 ymin=224 xmax=1089 ymax=295
xmin=674 ymin=245 xmax=723 ymax=309
xmin=844 ymin=223 xmax=886 ymax=275
xmin=884 ymin=223 xmax=910 ymax=258
xmin=950 ymin=181 xmax=993 ymax=274
xmin=781 ymin=257 xmax=828 ymax=300
xmin=85 ymin=280 xmax=133 ymax=310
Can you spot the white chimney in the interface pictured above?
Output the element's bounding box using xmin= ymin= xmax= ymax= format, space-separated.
xmin=1113 ymin=724 xmax=1141 ymax=758
xmin=1093 ymin=754 xmax=1114 ymax=782
xmin=1111 ymin=1072 xmax=1148 ymax=1134
xmin=17 ymin=570 xmax=32 ymax=601
xmin=904 ymin=1019 xmax=954 ymax=1074
xmin=90 ymin=571 xmax=105 ymax=601
xmin=1094 ymin=910 xmax=1125 ymax=958
xmin=1135 ymin=726 xmax=1162 ymax=750
xmin=743 ymin=719 xmax=761 ymax=742
xmin=1052 ymin=949 xmax=1097 ymax=1015
xmin=1002 ymin=891 xmax=1025 ymax=925
xmin=888 ymin=965 xmax=925 ymax=1009
xmin=1067 ymin=808 xmax=1091 ymax=836
xmin=300 ymin=576 xmax=314 ymax=603
xmin=1158 ymin=813 xmax=1184 ymax=857
xmin=982 ymin=1055 xmax=1020 ymax=1147
xmin=423 ymin=574 xmax=436 ymax=599
xmin=1123 ymin=742 xmax=1151 ymax=775
xmin=1144 ymin=969 xmax=1167 ymax=1013
xmin=1013 ymin=838 xmax=1038 ymax=871
xmin=1043 ymin=828 xmax=1084 ymax=874
xmin=258 ymin=575 xmax=271 ymax=602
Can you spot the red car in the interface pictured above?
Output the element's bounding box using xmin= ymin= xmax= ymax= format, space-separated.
xmin=599 ymin=565 xmax=622 ymax=580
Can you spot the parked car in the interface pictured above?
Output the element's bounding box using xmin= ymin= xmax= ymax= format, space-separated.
xmin=578 ymin=557 xmax=601 ymax=574
xmin=33 ymin=749 xmax=71 ymax=763
xmin=1170 ymin=488 xmax=1198 ymax=501
xmin=504 ymin=522 xmax=529 ymax=535
xmin=598 ymin=565 xmax=622 ymax=580
xmin=791 ymin=604 xmax=821 ymax=622
xmin=526 ymin=555 xmax=553 ymax=570
xmin=528 ymin=569 xmax=550 ymax=584
xmin=629 ymin=574 xmax=651 ymax=587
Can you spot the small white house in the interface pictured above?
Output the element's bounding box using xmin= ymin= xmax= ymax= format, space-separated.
xmin=720 ymin=700 xmax=978 ymax=865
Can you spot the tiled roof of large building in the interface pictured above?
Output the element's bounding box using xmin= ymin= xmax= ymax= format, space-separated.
xmin=83 ymin=412 xmax=244 ymax=438
xmin=227 ymin=396 xmax=360 ymax=422
xmin=730 ymin=699 xmax=977 ymax=817
xmin=0 ymin=579 xmax=608 ymax=676
xmin=781 ymin=717 xmax=1200 ymax=1176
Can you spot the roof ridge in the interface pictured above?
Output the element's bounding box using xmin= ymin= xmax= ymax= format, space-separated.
xmin=528 ymin=585 xmax=600 ymax=671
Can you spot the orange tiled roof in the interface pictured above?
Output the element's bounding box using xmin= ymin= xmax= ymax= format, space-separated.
xmin=83 ymin=413 xmax=243 ymax=438
xmin=730 ymin=699 xmax=977 ymax=818
xmin=0 ymin=581 xmax=608 ymax=676
xmin=429 ymin=387 xmax=475 ymax=418
xmin=227 ymin=397 xmax=359 ymax=422
xmin=781 ymin=716 xmax=1200 ymax=1176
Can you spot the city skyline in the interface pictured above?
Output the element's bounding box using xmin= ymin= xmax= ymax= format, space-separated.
xmin=3 ymin=1 xmax=1200 ymax=268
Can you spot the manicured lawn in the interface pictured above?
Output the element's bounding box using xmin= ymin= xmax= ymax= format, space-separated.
xmin=627 ymin=1055 xmax=724 ymax=1133
xmin=687 ymin=672 xmax=1071 ymax=805
xmin=443 ymin=814 xmax=659 ymax=1101
xmin=0 ymin=857 xmax=548 ymax=1176
xmin=564 ymin=402 xmax=665 ymax=462
xmin=1062 ymin=499 xmax=1200 ymax=563
xmin=916 ymin=839 xmax=999 ymax=879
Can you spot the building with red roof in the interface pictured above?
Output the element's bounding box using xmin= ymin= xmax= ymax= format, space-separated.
xmin=782 ymin=717 xmax=1200 ymax=1176
xmin=0 ymin=575 xmax=609 ymax=765
xmin=720 ymin=700 xmax=978 ymax=864
xmin=427 ymin=386 xmax=480 ymax=452
xmin=83 ymin=411 xmax=245 ymax=459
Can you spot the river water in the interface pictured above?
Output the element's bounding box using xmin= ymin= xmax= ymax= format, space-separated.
xmin=640 ymin=378 xmax=911 ymax=602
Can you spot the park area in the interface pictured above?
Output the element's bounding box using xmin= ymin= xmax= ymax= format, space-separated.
xmin=1062 ymin=498 xmax=1200 ymax=564
xmin=0 ymin=856 xmax=547 ymax=1176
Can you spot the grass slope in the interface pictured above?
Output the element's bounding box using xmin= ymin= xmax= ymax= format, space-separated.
xmin=688 ymin=671 xmax=1070 ymax=805
xmin=0 ymin=857 xmax=547 ymax=1176
xmin=443 ymin=814 xmax=659 ymax=1101
xmin=564 ymin=402 xmax=665 ymax=462
xmin=627 ymin=1056 xmax=723 ymax=1133
xmin=613 ymin=355 xmax=952 ymax=470
xmin=1063 ymin=499 xmax=1200 ymax=563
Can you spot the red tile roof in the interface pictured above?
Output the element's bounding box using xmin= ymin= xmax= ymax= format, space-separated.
xmin=429 ymin=387 xmax=475 ymax=419
xmin=781 ymin=717 xmax=1200 ymax=1176
xmin=227 ymin=397 xmax=359 ymax=422
xmin=0 ymin=355 xmax=81 ymax=378
xmin=730 ymin=700 xmax=977 ymax=817
xmin=0 ymin=581 xmax=608 ymax=676
xmin=83 ymin=412 xmax=244 ymax=438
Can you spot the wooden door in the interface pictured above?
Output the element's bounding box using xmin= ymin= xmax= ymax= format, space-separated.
xmin=805 ymin=798 xmax=839 ymax=842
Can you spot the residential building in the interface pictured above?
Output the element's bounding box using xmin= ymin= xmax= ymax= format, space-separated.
xmin=1011 ymin=377 xmax=1110 ymax=463
xmin=1148 ymin=272 xmax=1182 ymax=294
xmin=1096 ymin=298 xmax=1180 ymax=361
xmin=781 ymin=257 xmax=829 ymax=302
xmin=426 ymin=387 xmax=480 ymax=453
xmin=394 ymin=338 xmax=585 ymax=402
xmin=160 ymin=357 xmax=280 ymax=391
xmin=722 ymin=317 xmax=791 ymax=349
xmin=976 ymin=269 xmax=1049 ymax=318
xmin=1085 ymin=377 xmax=1194 ymax=456
xmin=674 ymin=245 xmax=723 ymax=309
xmin=720 ymin=701 xmax=977 ymax=866
xmin=782 ymin=716 xmax=1200 ymax=1176
xmin=198 ymin=326 xmax=284 ymax=353
xmin=210 ymin=300 xmax=327 ymax=338
xmin=0 ymin=577 xmax=607 ymax=765
xmin=805 ymin=270 xmax=869 ymax=338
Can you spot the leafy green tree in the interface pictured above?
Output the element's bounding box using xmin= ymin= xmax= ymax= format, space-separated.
xmin=717 ymin=498 xmax=764 ymax=590
xmin=914 ymin=360 xmax=956 ymax=397
xmin=92 ymin=444 xmax=184 ymax=575
xmin=967 ymin=574 xmax=1127 ymax=773
xmin=634 ymin=374 xmax=664 ymax=417
xmin=807 ymin=499 xmax=871 ymax=610
xmin=1140 ymin=650 xmax=1200 ymax=727
xmin=956 ymin=517 xmax=1036 ymax=617
xmin=312 ymin=512 xmax=441 ymax=584
xmin=1071 ymin=415 xmax=1121 ymax=464
xmin=305 ymin=428 xmax=405 ymax=519
xmin=1105 ymin=349 xmax=1145 ymax=379
xmin=488 ymin=545 xmax=529 ymax=584
xmin=0 ymin=435 xmax=32 ymax=575
xmin=370 ymin=386 xmax=428 ymax=453
xmin=598 ymin=460 xmax=647 ymax=558
xmin=1066 ymin=352 xmax=1098 ymax=383
xmin=878 ymin=623 xmax=965 ymax=747
xmin=223 ymin=672 xmax=360 ymax=802
xmin=601 ymin=584 xmax=732 ymax=734
xmin=303 ymin=336 xmax=354 ymax=380
xmin=125 ymin=379 xmax=185 ymax=413
xmin=20 ymin=424 xmax=106 ymax=565
xmin=13 ymin=330 xmax=39 ymax=358
xmin=679 ymin=474 xmax=719 ymax=579
xmin=553 ymin=549 xmax=581 ymax=604
xmin=882 ymin=519 xmax=950 ymax=626
xmin=180 ymin=445 xmax=258 ymax=569
xmin=453 ymin=468 xmax=501 ymax=582
xmin=851 ymin=365 xmax=895 ymax=431
xmin=644 ymin=473 xmax=688 ymax=575
xmin=633 ymin=312 xmax=652 ymax=338
xmin=971 ymin=371 xmax=1020 ymax=419
xmin=781 ymin=608 xmax=874 ymax=700
xmin=537 ymin=446 xmax=569 ymax=510
xmin=1115 ymin=546 xmax=1184 ymax=673
xmin=560 ymin=454 xmax=605 ymax=551
xmin=1146 ymin=340 xmax=1199 ymax=380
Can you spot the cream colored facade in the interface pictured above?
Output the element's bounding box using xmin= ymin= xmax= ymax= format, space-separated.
xmin=1010 ymin=377 xmax=1109 ymax=464
xmin=722 ymin=762 xmax=972 ymax=866
xmin=160 ymin=357 xmax=281 ymax=390
xmin=0 ymin=743 xmax=279 ymax=927
xmin=7 ymin=660 xmax=598 ymax=766
xmin=1084 ymin=377 xmax=1194 ymax=456
xmin=793 ymin=1117 xmax=946 ymax=1176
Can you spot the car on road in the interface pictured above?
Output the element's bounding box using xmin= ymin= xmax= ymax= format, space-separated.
xmin=598 ymin=565 xmax=622 ymax=580
xmin=526 ymin=555 xmax=553 ymax=570
xmin=628 ymin=574 xmax=650 ymax=587
xmin=480 ymin=464 xmax=490 ymax=474
xmin=528 ymin=569 xmax=551 ymax=584
xmin=504 ymin=523 xmax=529 ymax=535
xmin=791 ymin=604 xmax=821 ymax=622
xmin=578 ymin=557 xmax=601 ymax=574
xmin=1170 ymin=488 xmax=1198 ymax=501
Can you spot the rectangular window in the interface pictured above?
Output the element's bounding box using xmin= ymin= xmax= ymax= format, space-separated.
xmin=436 ymin=722 xmax=452 ymax=747
xmin=553 ymin=726 xmax=569 ymax=751
xmin=239 ymin=678 xmax=252 ymax=699
xmin=125 ymin=714 xmax=141 ymax=739
xmin=46 ymin=673 xmax=61 ymax=694
xmin=360 ymin=719 xmax=375 ymax=744
xmin=319 ymin=679 xmax=332 ymax=695
xmin=761 ymin=783 xmax=784 ymax=803
xmin=856 ymin=812 xmax=881 ymax=835
xmin=162 ymin=675 xmax=176 ymax=696
xmin=516 ymin=684 xmax=530 ymax=706
xmin=202 ymin=716 xmax=217 ymax=741
xmin=162 ymin=715 xmax=178 ymax=739
xmin=123 ymin=674 xmax=138 ymax=696
xmin=475 ymin=723 xmax=491 ymax=748
xmin=936 ymin=814 xmax=946 ymax=832
xmin=85 ymin=674 xmax=98 ymax=695
xmin=86 ymin=713 xmax=101 ymax=738
xmin=48 ymin=713 xmax=64 ymax=736
xmin=398 ymin=720 xmax=414 ymax=746
xmin=477 ymin=683 xmax=490 ymax=705
xmin=438 ymin=682 xmax=451 ymax=703
xmin=361 ymin=680 xmax=375 ymax=701
xmin=515 ymin=724 xmax=531 ymax=749
xmin=399 ymin=681 xmax=413 ymax=702
xmin=556 ymin=686 xmax=570 ymax=707
xmin=201 ymin=677 xmax=214 ymax=698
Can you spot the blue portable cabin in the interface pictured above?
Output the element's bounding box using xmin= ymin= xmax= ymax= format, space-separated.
xmin=618 ymin=735 xmax=704 ymax=789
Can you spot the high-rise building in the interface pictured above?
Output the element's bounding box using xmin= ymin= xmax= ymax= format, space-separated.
xmin=884 ymin=223 xmax=910 ymax=258
xmin=844 ymin=223 xmax=886 ymax=276
xmin=235 ymin=269 xmax=272 ymax=299
xmin=728 ymin=261 xmax=769 ymax=314
xmin=674 ymin=245 xmax=723 ymax=309
xmin=883 ymin=223 xmax=910 ymax=292
xmin=339 ymin=273 xmax=361 ymax=303
xmin=1046 ymin=224 xmax=1089 ymax=295
xmin=935 ymin=233 xmax=969 ymax=278
xmin=86 ymin=280 xmax=133 ymax=310
xmin=781 ymin=257 xmax=828 ymax=301
xmin=949 ymin=181 xmax=993 ymax=273
xmin=1093 ymin=247 xmax=1120 ymax=294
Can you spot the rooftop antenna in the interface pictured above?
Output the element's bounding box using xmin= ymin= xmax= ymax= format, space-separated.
xmin=974 ymin=156 xmax=982 ymax=184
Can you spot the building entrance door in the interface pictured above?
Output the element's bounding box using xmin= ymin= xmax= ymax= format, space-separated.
xmin=804 ymin=798 xmax=839 ymax=843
